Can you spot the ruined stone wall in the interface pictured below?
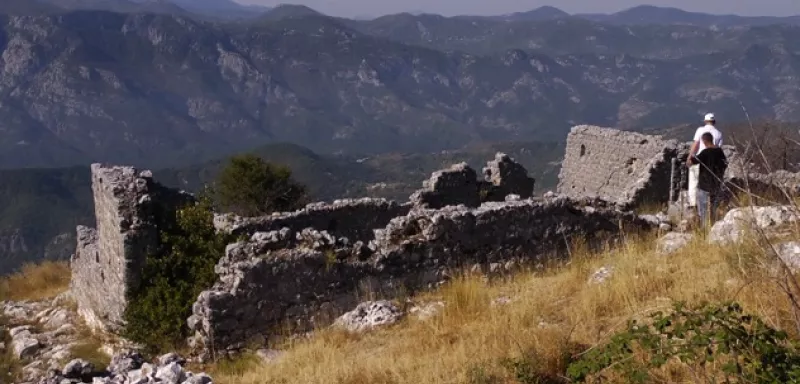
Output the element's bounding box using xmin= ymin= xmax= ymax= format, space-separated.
xmin=213 ymin=198 xmax=411 ymax=243
xmin=558 ymin=125 xmax=683 ymax=208
xmin=188 ymin=197 xmax=653 ymax=353
xmin=69 ymin=164 xmax=192 ymax=332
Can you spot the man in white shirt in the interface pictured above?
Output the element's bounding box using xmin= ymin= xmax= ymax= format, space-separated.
xmin=687 ymin=113 xmax=723 ymax=207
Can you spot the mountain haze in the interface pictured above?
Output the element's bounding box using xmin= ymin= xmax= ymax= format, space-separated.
xmin=3 ymin=9 xmax=800 ymax=169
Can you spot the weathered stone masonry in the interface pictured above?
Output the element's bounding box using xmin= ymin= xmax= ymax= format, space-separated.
xmin=557 ymin=125 xmax=684 ymax=208
xmin=70 ymin=164 xmax=192 ymax=332
xmin=213 ymin=198 xmax=412 ymax=243
xmin=188 ymin=197 xmax=651 ymax=353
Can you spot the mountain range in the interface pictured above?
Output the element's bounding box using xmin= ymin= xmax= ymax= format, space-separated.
xmin=3 ymin=7 xmax=800 ymax=169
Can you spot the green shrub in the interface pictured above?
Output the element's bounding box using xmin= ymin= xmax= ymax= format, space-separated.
xmin=567 ymin=301 xmax=800 ymax=383
xmin=123 ymin=195 xmax=234 ymax=353
xmin=214 ymin=154 xmax=309 ymax=216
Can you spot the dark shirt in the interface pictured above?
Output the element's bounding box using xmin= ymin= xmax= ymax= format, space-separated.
xmin=692 ymin=147 xmax=728 ymax=192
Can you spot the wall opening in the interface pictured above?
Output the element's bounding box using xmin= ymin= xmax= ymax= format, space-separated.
xmin=580 ymin=144 xmax=586 ymax=157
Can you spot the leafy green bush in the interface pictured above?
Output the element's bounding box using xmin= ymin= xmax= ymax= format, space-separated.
xmin=214 ymin=154 xmax=309 ymax=216
xmin=123 ymin=195 xmax=234 ymax=353
xmin=567 ymin=301 xmax=800 ymax=383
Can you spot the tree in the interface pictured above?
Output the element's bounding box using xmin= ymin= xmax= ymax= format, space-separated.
xmin=123 ymin=194 xmax=234 ymax=353
xmin=214 ymin=154 xmax=309 ymax=217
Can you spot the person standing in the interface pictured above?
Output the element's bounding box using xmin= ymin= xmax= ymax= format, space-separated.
xmin=689 ymin=132 xmax=728 ymax=227
xmin=687 ymin=113 xmax=723 ymax=208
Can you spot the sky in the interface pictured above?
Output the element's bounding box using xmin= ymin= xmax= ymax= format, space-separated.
xmin=238 ymin=0 xmax=800 ymax=18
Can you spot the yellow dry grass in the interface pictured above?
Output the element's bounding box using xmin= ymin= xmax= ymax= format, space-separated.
xmin=0 ymin=261 xmax=71 ymax=302
xmin=207 ymin=232 xmax=799 ymax=384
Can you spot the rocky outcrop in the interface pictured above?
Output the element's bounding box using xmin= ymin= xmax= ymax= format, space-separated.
xmin=656 ymin=232 xmax=694 ymax=255
xmin=2 ymin=294 xmax=214 ymax=384
xmin=2 ymin=297 xmax=82 ymax=383
xmin=187 ymin=196 xmax=654 ymax=355
xmin=333 ymin=301 xmax=403 ymax=332
xmin=38 ymin=350 xmax=213 ymax=384
xmin=708 ymin=206 xmax=799 ymax=244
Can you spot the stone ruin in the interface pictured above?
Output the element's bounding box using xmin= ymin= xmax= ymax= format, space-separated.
xmin=557 ymin=125 xmax=685 ymax=208
xmin=67 ymin=126 xmax=800 ymax=359
xmin=70 ymin=164 xmax=192 ymax=332
xmin=409 ymin=153 xmax=536 ymax=209
xmin=556 ymin=125 xmax=797 ymax=213
xmin=68 ymin=152 xmax=653 ymax=358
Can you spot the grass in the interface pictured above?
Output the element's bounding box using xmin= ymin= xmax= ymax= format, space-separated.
xmin=0 ymin=261 xmax=71 ymax=302
xmin=203 ymin=231 xmax=800 ymax=384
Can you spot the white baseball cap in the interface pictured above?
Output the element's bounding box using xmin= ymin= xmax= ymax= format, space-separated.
xmin=704 ymin=113 xmax=715 ymax=121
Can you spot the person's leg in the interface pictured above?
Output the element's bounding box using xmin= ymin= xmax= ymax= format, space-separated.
xmin=688 ymin=164 xmax=699 ymax=207
xmin=696 ymin=188 xmax=709 ymax=227
xmin=709 ymin=188 xmax=718 ymax=224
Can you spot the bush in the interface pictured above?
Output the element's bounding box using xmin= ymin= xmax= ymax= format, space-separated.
xmin=567 ymin=301 xmax=800 ymax=383
xmin=214 ymin=154 xmax=309 ymax=216
xmin=122 ymin=195 xmax=235 ymax=353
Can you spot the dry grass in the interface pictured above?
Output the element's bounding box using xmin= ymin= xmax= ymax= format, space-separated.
xmin=0 ymin=261 xmax=71 ymax=302
xmin=207 ymin=233 xmax=798 ymax=384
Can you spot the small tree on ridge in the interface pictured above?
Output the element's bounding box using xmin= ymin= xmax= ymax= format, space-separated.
xmin=214 ymin=154 xmax=308 ymax=217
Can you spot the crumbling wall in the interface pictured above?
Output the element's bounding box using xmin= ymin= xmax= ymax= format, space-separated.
xmin=188 ymin=197 xmax=653 ymax=354
xmin=213 ymin=198 xmax=411 ymax=243
xmin=69 ymin=164 xmax=192 ymax=332
xmin=558 ymin=125 xmax=682 ymax=208
xmin=410 ymin=163 xmax=481 ymax=209
xmin=482 ymin=152 xmax=536 ymax=201
xmin=409 ymin=153 xmax=537 ymax=208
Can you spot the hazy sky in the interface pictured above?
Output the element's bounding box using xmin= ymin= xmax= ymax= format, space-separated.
xmin=238 ymin=0 xmax=800 ymax=18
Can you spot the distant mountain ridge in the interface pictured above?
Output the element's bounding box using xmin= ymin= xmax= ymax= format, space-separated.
xmin=3 ymin=9 xmax=800 ymax=169
xmin=7 ymin=0 xmax=271 ymax=20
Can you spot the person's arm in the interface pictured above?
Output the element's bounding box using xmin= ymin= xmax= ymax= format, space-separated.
xmin=687 ymin=128 xmax=701 ymax=165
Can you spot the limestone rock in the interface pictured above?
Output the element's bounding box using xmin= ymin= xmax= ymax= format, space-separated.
xmin=334 ymin=301 xmax=403 ymax=332
xmin=709 ymin=206 xmax=799 ymax=244
xmin=588 ymin=266 xmax=614 ymax=284
xmin=10 ymin=326 xmax=41 ymax=359
xmin=183 ymin=373 xmax=214 ymax=384
xmin=774 ymin=242 xmax=800 ymax=272
xmin=107 ymin=349 xmax=145 ymax=375
xmin=656 ymin=232 xmax=694 ymax=255
xmin=408 ymin=301 xmax=445 ymax=320
xmin=158 ymin=352 xmax=186 ymax=366
xmin=62 ymin=358 xmax=94 ymax=379
xmin=255 ymin=349 xmax=283 ymax=364
xmin=155 ymin=362 xmax=186 ymax=384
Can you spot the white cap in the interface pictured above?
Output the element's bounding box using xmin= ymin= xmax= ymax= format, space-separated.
xmin=704 ymin=113 xmax=715 ymax=121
